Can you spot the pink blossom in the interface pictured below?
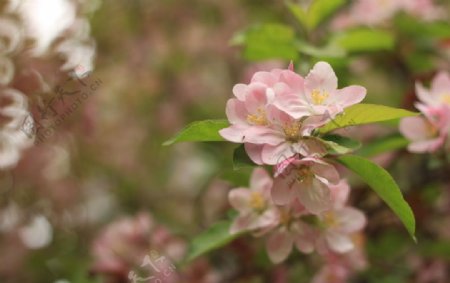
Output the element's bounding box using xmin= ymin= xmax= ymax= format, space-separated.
xmin=272 ymin=157 xmax=340 ymax=214
xmin=400 ymin=106 xmax=450 ymax=153
xmin=274 ymin=62 xmax=366 ymax=120
xmin=228 ymin=168 xmax=279 ymax=234
xmin=220 ymin=65 xmax=326 ymax=165
xmin=313 ymin=232 xmax=367 ymax=283
xmin=91 ymin=213 xmax=185 ymax=281
xmin=416 ymin=71 xmax=450 ymax=108
xmin=400 ymin=72 xmax=450 ymax=153
xmin=311 ymin=263 xmax=350 ymax=283
xmin=316 ymin=207 xmax=367 ymax=254
xmin=264 ymin=200 xmax=316 ymax=264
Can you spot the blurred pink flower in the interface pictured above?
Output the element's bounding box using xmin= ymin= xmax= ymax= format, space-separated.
xmin=91 ymin=213 xmax=185 ymax=281
xmin=265 ymin=200 xmax=316 ymax=264
xmin=272 ymin=157 xmax=340 ymax=214
xmin=312 ymin=233 xmax=368 ymax=283
xmin=0 ymin=88 xmax=34 ymax=169
xmin=416 ymin=71 xmax=450 ymax=108
xmin=400 ymin=71 xmax=450 ymax=153
xmin=315 ymin=179 xmax=367 ymax=254
xmin=316 ymin=207 xmax=367 ymax=254
xmin=228 ymin=168 xmax=279 ymax=234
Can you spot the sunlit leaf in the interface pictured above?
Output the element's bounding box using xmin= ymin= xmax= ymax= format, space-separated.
xmin=318 ymin=104 xmax=418 ymax=134
xmin=321 ymin=134 xmax=361 ymax=155
xmin=357 ymin=134 xmax=409 ymax=157
xmin=286 ymin=0 xmax=346 ymax=30
xmin=331 ymin=28 xmax=395 ymax=52
xmin=242 ymin=24 xmax=299 ymax=61
xmin=163 ymin=120 xmax=228 ymax=146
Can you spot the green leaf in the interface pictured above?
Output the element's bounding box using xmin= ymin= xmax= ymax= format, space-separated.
xmin=287 ymin=0 xmax=346 ymax=30
xmin=337 ymin=155 xmax=416 ymax=240
xmin=321 ymin=134 xmax=361 ymax=155
xmin=357 ymin=134 xmax=409 ymax=158
xmin=419 ymin=240 xmax=450 ymax=260
xmin=286 ymin=2 xmax=308 ymax=28
xmin=233 ymin=144 xmax=257 ymax=170
xmin=185 ymin=220 xmax=241 ymax=262
xmin=318 ymin=104 xmax=418 ymax=134
xmin=306 ymin=0 xmax=346 ymax=30
xmin=242 ymin=23 xmax=299 ymax=61
xmin=331 ymin=28 xmax=395 ymax=52
xmin=395 ymin=15 xmax=450 ymax=39
xmin=296 ymin=41 xmax=346 ymax=58
xmin=163 ymin=119 xmax=228 ymax=146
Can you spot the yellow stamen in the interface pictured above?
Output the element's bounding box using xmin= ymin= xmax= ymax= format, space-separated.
xmin=322 ymin=211 xmax=338 ymax=228
xmin=440 ymin=94 xmax=450 ymax=105
xmin=283 ymin=121 xmax=302 ymax=142
xmin=247 ymin=108 xmax=268 ymax=126
xmin=250 ymin=192 xmax=266 ymax=211
xmin=297 ymin=166 xmax=313 ymax=183
xmin=311 ymin=89 xmax=329 ymax=105
xmin=280 ymin=209 xmax=291 ymax=226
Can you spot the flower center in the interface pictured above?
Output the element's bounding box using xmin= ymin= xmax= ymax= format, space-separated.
xmin=250 ymin=192 xmax=266 ymax=212
xmin=322 ymin=211 xmax=338 ymax=228
xmin=311 ymin=89 xmax=329 ymax=105
xmin=247 ymin=108 xmax=268 ymax=126
xmin=283 ymin=120 xmax=302 ymax=142
xmin=440 ymin=94 xmax=450 ymax=105
xmin=296 ymin=166 xmax=313 ymax=183
xmin=280 ymin=209 xmax=291 ymax=226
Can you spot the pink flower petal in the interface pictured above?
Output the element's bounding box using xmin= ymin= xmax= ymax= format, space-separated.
xmin=325 ymin=231 xmax=354 ymax=253
xmin=244 ymin=83 xmax=268 ymax=114
xmin=244 ymin=143 xmax=264 ymax=165
xmin=415 ymin=82 xmax=435 ymax=106
xmin=335 ymin=85 xmax=366 ymax=108
xmin=335 ymin=207 xmax=367 ymax=233
xmin=408 ymin=137 xmax=445 ymax=153
xmin=292 ymin=221 xmax=316 ymax=254
xmin=273 ymin=93 xmax=310 ymax=119
xmin=399 ymin=116 xmax=433 ymax=141
xmin=311 ymin=161 xmax=340 ymax=185
xmin=225 ymin=98 xmax=247 ymax=125
xmin=297 ymin=178 xmax=332 ymax=214
xmin=261 ymin=143 xmax=296 ymax=165
xmin=243 ymin=126 xmax=285 ymax=146
xmin=305 ymin=62 xmax=338 ymax=94
xmin=271 ymin=173 xmax=296 ymax=205
xmin=250 ymin=167 xmax=273 ymax=191
xmin=329 ymin=179 xmax=350 ymax=209
xmin=230 ymin=214 xmax=255 ymax=234
xmin=251 ymin=71 xmax=278 ymax=87
xmin=232 ymin=83 xmax=248 ymax=100
xmin=431 ymin=71 xmax=450 ymax=95
xmin=228 ymin=188 xmax=252 ymax=212
xmin=219 ymin=124 xmax=249 ymax=143
xmin=266 ymin=229 xmax=294 ymax=264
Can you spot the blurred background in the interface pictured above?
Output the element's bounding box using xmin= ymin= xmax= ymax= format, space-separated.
xmin=0 ymin=0 xmax=449 ymax=282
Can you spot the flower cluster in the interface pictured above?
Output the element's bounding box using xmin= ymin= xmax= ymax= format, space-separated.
xmin=400 ymin=71 xmax=450 ymax=153
xmin=223 ymin=63 xmax=368 ymax=279
xmin=229 ymin=168 xmax=367 ymax=266
xmin=219 ymin=61 xmax=366 ymax=165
